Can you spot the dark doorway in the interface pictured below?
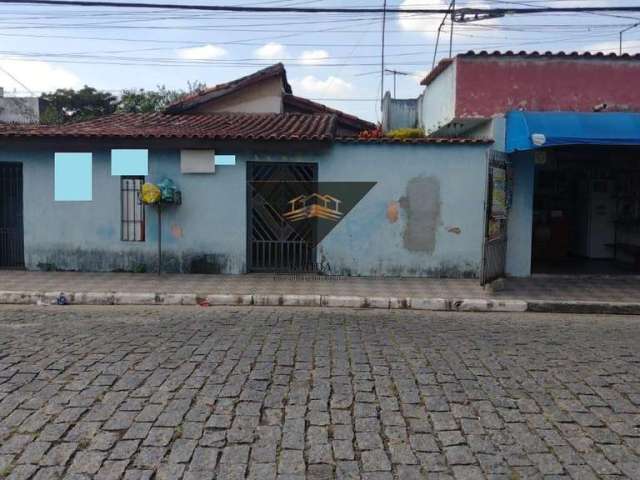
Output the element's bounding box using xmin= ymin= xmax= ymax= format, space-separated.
xmin=247 ymin=162 xmax=317 ymax=272
xmin=532 ymin=147 xmax=640 ymax=274
xmin=0 ymin=162 xmax=24 ymax=268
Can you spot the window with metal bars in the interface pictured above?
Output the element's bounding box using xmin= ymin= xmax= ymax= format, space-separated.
xmin=120 ymin=176 xmax=145 ymax=241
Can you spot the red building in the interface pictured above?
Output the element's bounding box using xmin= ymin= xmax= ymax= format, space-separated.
xmin=418 ymin=50 xmax=640 ymax=136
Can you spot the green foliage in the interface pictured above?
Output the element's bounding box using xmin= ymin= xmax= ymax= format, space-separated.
xmin=117 ymin=81 xmax=207 ymax=113
xmin=385 ymin=128 xmax=425 ymax=139
xmin=39 ymin=81 xmax=208 ymax=123
xmin=40 ymin=86 xmax=117 ymax=124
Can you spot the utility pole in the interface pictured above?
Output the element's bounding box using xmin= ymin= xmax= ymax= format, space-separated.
xmin=380 ymin=0 xmax=387 ymax=110
xmin=620 ymin=22 xmax=640 ymax=55
xmin=449 ymin=0 xmax=455 ymax=57
xmin=432 ymin=0 xmax=455 ymax=69
xmin=384 ymin=69 xmax=409 ymax=98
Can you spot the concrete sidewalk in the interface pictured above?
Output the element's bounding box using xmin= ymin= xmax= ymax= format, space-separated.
xmin=2 ymin=271 xmax=640 ymax=313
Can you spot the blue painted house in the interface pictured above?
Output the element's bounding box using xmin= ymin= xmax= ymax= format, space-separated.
xmin=0 ymin=64 xmax=493 ymax=277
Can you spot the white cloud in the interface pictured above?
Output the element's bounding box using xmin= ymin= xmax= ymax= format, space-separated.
xmin=299 ymin=49 xmax=330 ymax=65
xmin=254 ymin=42 xmax=288 ymax=60
xmin=292 ymin=75 xmax=353 ymax=98
xmin=0 ymin=57 xmax=81 ymax=93
xmin=589 ymin=40 xmax=640 ymax=55
xmin=398 ymin=0 xmax=491 ymax=38
xmin=177 ymin=44 xmax=227 ymax=60
xmin=412 ymin=69 xmax=429 ymax=83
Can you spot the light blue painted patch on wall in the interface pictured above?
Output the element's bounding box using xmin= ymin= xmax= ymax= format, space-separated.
xmin=54 ymin=152 xmax=92 ymax=201
xmin=215 ymin=154 xmax=236 ymax=166
xmin=111 ymin=149 xmax=149 ymax=176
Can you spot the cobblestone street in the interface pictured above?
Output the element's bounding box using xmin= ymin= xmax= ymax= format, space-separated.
xmin=1 ymin=306 xmax=640 ymax=479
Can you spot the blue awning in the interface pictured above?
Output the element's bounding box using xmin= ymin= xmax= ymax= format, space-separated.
xmin=505 ymin=111 xmax=640 ymax=153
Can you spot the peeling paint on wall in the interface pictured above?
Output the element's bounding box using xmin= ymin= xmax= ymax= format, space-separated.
xmin=171 ymin=224 xmax=183 ymax=239
xmin=399 ymin=176 xmax=441 ymax=253
xmin=386 ymin=201 xmax=399 ymax=223
xmin=446 ymin=226 xmax=462 ymax=235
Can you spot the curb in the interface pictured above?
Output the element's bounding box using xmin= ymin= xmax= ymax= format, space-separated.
xmin=0 ymin=290 xmax=635 ymax=314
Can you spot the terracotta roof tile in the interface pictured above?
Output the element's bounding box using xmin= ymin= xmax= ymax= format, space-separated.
xmin=164 ymin=63 xmax=291 ymax=113
xmin=283 ymin=95 xmax=376 ymax=132
xmin=420 ymin=58 xmax=454 ymax=86
xmin=0 ymin=112 xmax=337 ymax=141
xmin=460 ymin=50 xmax=640 ymax=60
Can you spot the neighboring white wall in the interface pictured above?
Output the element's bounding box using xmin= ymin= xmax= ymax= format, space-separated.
xmin=421 ymin=62 xmax=456 ymax=135
xmin=0 ymin=97 xmax=39 ymax=123
xmin=381 ymin=92 xmax=419 ymax=131
xmin=189 ymin=76 xmax=283 ymax=114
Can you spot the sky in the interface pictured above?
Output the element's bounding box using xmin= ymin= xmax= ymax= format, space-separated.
xmin=0 ymin=0 xmax=639 ymax=122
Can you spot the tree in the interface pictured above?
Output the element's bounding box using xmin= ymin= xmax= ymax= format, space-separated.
xmin=40 ymin=86 xmax=118 ymax=124
xmin=117 ymin=82 xmax=207 ymax=113
xmin=39 ymin=81 xmax=208 ymax=123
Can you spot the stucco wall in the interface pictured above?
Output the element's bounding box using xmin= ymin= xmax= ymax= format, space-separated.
xmin=382 ymin=94 xmax=419 ymax=131
xmin=319 ymin=143 xmax=487 ymax=277
xmin=421 ymin=62 xmax=456 ymax=135
xmin=456 ymin=56 xmax=640 ymax=118
xmin=0 ymin=148 xmax=247 ymax=273
xmin=0 ymin=142 xmax=488 ymax=276
xmin=189 ymin=77 xmax=283 ymax=114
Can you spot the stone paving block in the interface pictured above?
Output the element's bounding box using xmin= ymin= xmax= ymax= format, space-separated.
xmin=361 ymin=450 xmax=391 ymax=472
xmin=68 ymin=451 xmax=107 ymax=474
xmin=39 ymin=442 xmax=78 ymax=467
xmin=2 ymin=306 xmax=640 ymax=479
xmin=279 ymin=450 xmax=305 ymax=474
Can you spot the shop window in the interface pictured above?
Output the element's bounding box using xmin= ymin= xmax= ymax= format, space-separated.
xmin=121 ymin=176 xmax=145 ymax=241
xmin=111 ymin=149 xmax=148 ymax=176
xmin=54 ymin=152 xmax=92 ymax=201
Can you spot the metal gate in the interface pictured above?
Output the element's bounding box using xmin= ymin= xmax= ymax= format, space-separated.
xmin=0 ymin=162 xmax=24 ymax=268
xmin=247 ymin=162 xmax=317 ymax=272
xmin=480 ymin=151 xmax=510 ymax=285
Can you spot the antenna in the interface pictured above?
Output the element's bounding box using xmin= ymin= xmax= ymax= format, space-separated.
xmin=384 ymin=69 xmax=409 ymax=98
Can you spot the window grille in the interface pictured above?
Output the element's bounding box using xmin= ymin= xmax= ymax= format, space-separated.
xmin=121 ymin=176 xmax=145 ymax=241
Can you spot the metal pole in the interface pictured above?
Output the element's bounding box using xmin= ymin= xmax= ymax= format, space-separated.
xmin=620 ymin=30 xmax=623 ymax=55
xmin=449 ymin=0 xmax=455 ymax=57
xmin=432 ymin=0 xmax=455 ymax=68
xmin=393 ymin=71 xmax=397 ymax=98
xmin=619 ymin=22 xmax=640 ymax=55
xmin=380 ymin=0 xmax=387 ymax=108
xmin=157 ymin=204 xmax=162 ymax=275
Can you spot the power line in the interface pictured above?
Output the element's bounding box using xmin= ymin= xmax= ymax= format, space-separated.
xmin=0 ymin=65 xmax=34 ymax=95
xmin=3 ymin=0 xmax=640 ymax=16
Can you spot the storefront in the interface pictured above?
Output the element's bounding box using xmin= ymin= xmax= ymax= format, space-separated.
xmin=505 ymin=111 xmax=640 ymax=276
